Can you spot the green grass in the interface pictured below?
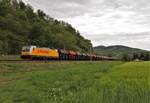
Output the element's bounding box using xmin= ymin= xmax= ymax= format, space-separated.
xmin=0 ymin=61 xmax=149 ymax=103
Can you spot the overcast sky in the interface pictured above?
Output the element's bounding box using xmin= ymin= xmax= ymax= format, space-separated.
xmin=23 ymin=0 xmax=150 ymax=50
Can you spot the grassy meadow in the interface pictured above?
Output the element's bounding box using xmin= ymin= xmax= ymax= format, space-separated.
xmin=0 ymin=61 xmax=149 ymax=103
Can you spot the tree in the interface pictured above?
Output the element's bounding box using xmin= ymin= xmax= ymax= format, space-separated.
xmin=18 ymin=0 xmax=26 ymax=10
xmin=37 ymin=9 xmax=46 ymax=20
xmin=144 ymin=52 xmax=150 ymax=61
xmin=0 ymin=0 xmax=11 ymax=16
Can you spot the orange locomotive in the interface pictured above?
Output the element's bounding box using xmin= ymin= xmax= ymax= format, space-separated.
xmin=21 ymin=46 xmax=59 ymax=60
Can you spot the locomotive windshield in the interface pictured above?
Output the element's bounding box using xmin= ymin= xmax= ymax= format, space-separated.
xmin=22 ymin=46 xmax=31 ymax=52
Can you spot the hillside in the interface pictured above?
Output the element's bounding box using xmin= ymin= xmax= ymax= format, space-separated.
xmin=94 ymin=45 xmax=149 ymax=59
xmin=0 ymin=0 xmax=92 ymax=54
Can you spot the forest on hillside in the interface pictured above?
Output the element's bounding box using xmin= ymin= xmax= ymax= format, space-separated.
xmin=0 ymin=0 xmax=92 ymax=54
xmin=94 ymin=45 xmax=150 ymax=61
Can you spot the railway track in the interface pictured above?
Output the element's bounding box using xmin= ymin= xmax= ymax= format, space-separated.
xmin=0 ymin=60 xmax=51 ymax=63
xmin=0 ymin=60 xmax=94 ymax=63
xmin=0 ymin=58 xmax=118 ymax=63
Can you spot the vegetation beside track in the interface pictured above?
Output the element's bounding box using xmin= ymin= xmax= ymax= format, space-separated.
xmin=0 ymin=55 xmax=21 ymax=60
xmin=0 ymin=61 xmax=149 ymax=103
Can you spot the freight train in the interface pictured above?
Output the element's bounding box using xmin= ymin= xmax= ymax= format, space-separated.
xmin=21 ymin=46 xmax=115 ymax=60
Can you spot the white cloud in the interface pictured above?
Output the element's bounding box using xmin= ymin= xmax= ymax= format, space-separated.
xmin=64 ymin=9 xmax=150 ymax=35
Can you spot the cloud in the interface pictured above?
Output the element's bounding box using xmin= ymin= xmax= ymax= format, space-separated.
xmin=23 ymin=0 xmax=92 ymax=18
xmin=23 ymin=0 xmax=150 ymax=50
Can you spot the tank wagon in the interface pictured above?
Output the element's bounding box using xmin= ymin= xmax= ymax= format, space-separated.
xmin=21 ymin=46 xmax=116 ymax=61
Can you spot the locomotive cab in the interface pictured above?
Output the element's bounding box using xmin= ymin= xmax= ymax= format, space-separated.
xmin=21 ymin=46 xmax=36 ymax=59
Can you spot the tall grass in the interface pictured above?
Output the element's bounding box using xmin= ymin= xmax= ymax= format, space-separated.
xmin=0 ymin=61 xmax=149 ymax=103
